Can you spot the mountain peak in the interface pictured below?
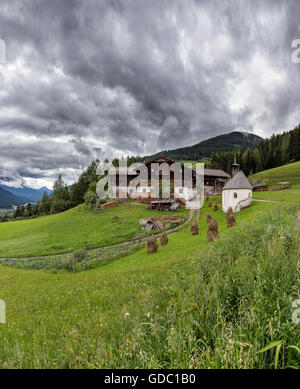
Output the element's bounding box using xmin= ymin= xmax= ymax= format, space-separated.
xmin=146 ymin=131 xmax=263 ymax=161
xmin=38 ymin=186 xmax=52 ymax=193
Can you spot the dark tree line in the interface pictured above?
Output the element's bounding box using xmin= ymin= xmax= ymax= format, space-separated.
xmin=13 ymin=203 xmax=32 ymax=218
xmin=210 ymin=124 xmax=300 ymax=176
xmin=111 ymin=156 xmax=144 ymax=166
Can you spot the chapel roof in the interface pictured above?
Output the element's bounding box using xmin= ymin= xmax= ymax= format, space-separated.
xmin=223 ymin=170 xmax=253 ymax=190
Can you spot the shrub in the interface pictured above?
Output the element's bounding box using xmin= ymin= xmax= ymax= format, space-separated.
xmin=84 ymin=191 xmax=97 ymax=209
xmin=73 ymin=249 xmax=87 ymax=263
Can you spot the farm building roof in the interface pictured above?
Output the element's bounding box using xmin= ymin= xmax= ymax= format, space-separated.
xmin=113 ymin=157 xmax=230 ymax=179
xmin=204 ymin=169 xmax=230 ymax=178
xmin=223 ymin=171 xmax=253 ymax=190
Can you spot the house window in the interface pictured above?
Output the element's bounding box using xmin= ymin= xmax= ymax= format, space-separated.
xmin=234 ymin=192 xmax=237 ymax=199
xmin=143 ymin=188 xmax=147 ymax=193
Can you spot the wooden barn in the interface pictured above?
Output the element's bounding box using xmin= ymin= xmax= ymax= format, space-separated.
xmin=149 ymin=198 xmax=181 ymax=212
xmin=252 ymin=180 xmax=268 ymax=192
xmin=203 ymin=168 xmax=230 ymax=195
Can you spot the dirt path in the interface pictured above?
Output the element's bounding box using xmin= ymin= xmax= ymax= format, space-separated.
xmin=0 ymin=208 xmax=199 ymax=262
xmin=253 ymin=199 xmax=300 ymax=204
xmin=253 ymin=199 xmax=281 ymax=203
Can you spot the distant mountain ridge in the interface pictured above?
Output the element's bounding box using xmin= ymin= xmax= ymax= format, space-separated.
xmin=146 ymin=131 xmax=263 ymax=161
xmin=0 ymin=186 xmax=26 ymax=208
xmin=0 ymin=177 xmax=52 ymax=209
xmin=0 ymin=185 xmax=52 ymax=204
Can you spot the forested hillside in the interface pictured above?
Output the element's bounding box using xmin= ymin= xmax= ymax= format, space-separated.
xmin=146 ymin=131 xmax=263 ymax=161
xmin=211 ymin=125 xmax=300 ymax=176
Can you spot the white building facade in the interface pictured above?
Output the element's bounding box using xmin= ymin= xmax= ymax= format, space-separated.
xmin=222 ymin=161 xmax=253 ymax=213
xmin=222 ymin=186 xmax=253 ymax=213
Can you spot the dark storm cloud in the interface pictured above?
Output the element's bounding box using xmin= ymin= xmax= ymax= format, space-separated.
xmin=0 ymin=0 xmax=300 ymax=186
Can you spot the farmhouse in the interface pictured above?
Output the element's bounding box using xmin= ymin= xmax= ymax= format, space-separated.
xmin=150 ymin=198 xmax=179 ymax=211
xmin=222 ymin=159 xmax=253 ymax=213
xmin=203 ymin=168 xmax=231 ymax=195
xmin=113 ymin=156 xmax=230 ymax=201
xmin=252 ymin=180 xmax=268 ymax=192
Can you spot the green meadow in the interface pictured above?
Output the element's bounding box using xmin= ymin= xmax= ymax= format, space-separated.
xmin=249 ymin=161 xmax=300 ymax=186
xmin=0 ymin=203 xmax=187 ymax=258
xmin=0 ymin=163 xmax=299 ymax=368
xmin=0 ymin=197 xmax=299 ymax=368
xmin=253 ymin=187 xmax=300 ymax=203
xmin=249 ymin=161 xmax=300 ymax=202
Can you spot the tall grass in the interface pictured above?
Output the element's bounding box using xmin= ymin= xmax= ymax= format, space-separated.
xmin=111 ymin=205 xmax=300 ymax=368
xmin=0 ymin=241 xmax=146 ymax=272
xmin=0 ymin=205 xmax=299 ymax=368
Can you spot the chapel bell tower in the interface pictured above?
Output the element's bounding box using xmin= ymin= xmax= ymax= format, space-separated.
xmin=231 ymin=154 xmax=240 ymax=177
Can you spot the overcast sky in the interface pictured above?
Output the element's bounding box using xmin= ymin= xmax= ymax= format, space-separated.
xmin=0 ymin=0 xmax=300 ymax=188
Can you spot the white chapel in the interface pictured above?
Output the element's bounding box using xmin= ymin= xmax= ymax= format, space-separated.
xmin=222 ymin=157 xmax=253 ymax=213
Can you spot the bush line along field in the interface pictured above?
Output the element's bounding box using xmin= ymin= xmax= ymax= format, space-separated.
xmin=0 ymin=203 xmax=299 ymax=368
xmin=0 ymin=203 xmax=188 ymax=258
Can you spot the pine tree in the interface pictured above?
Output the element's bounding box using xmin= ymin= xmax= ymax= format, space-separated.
xmin=13 ymin=205 xmax=21 ymax=218
xmin=70 ymin=160 xmax=99 ymax=207
xmin=52 ymin=176 xmax=70 ymax=213
xmin=20 ymin=205 xmax=25 ymax=217
xmin=25 ymin=203 xmax=32 ymax=218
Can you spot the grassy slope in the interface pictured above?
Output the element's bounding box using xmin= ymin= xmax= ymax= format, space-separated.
xmin=249 ymin=161 xmax=300 ymax=202
xmin=99 ymin=200 xmax=275 ymax=272
xmin=0 ymin=203 xmax=187 ymax=258
xmin=2 ymin=199 xmax=299 ymax=368
xmin=253 ymin=187 xmax=300 ymax=202
xmin=249 ymin=161 xmax=300 ymax=186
